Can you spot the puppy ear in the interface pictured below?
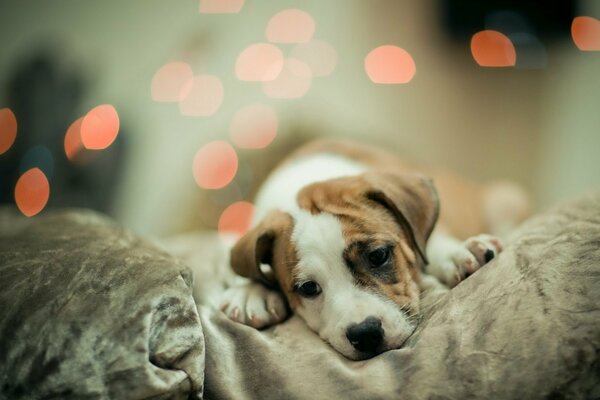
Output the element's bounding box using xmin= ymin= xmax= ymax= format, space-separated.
xmin=364 ymin=171 xmax=439 ymax=265
xmin=230 ymin=210 xmax=291 ymax=288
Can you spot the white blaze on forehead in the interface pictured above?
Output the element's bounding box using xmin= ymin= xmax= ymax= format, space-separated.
xmin=291 ymin=209 xmax=347 ymax=282
xmin=290 ymin=209 xmax=415 ymax=359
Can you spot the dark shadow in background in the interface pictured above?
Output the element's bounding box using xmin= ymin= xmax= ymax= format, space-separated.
xmin=441 ymin=0 xmax=577 ymax=40
xmin=0 ymin=46 xmax=126 ymax=214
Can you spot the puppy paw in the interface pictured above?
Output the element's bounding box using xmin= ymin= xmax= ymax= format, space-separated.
xmin=428 ymin=234 xmax=503 ymax=288
xmin=463 ymin=234 xmax=503 ymax=267
xmin=219 ymin=281 xmax=288 ymax=329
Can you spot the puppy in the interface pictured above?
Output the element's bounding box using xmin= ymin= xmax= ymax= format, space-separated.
xmin=220 ymin=139 xmax=529 ymax=360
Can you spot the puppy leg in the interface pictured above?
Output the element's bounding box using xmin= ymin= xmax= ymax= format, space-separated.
xmin=219 ymin=277 xmax=288 ymax=329
xmin=425 ymin=230 xmax=503 ymax=288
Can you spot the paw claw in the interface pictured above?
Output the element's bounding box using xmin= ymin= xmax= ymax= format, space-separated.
xmin=484 ymin=249 xmax=494 ymax=263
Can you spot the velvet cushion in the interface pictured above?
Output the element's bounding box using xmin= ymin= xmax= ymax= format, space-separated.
xmin=0 ymin=209 xmax=205 ymax=399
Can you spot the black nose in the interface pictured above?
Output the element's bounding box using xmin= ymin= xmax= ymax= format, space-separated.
xmin=346 ymin=316 xmax=384 ymax=353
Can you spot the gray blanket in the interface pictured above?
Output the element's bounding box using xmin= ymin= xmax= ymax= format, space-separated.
xmin=1 ymin=194 xmax=599 ymax=399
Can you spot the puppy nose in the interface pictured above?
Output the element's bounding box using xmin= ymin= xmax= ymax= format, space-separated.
xmin=346 ymin=316 xmax=384 ymax=353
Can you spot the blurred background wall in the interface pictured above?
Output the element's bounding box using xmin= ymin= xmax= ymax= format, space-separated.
xmin=0 ymin=0 xmax=598 ymax=238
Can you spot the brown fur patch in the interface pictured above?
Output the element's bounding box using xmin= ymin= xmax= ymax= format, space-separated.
xmin=296 ymin=175 xmax=428 ymax=314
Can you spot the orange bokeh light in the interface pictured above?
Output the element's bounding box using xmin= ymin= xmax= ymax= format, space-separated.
xmin=364 ymin=45 xmax=416 ymax=84
xmin=199 ymin=0 xmax=244 ymax=14
xmin=179 ymin=75 xmax=224 ymax=117
xmin=263 ymin=58 xmax=312 ymax=99
xmin=0 ymin=108 xmax=17 ymax=155
xmin=470 ymin=30 xmax=516 ymax=67
xmin=151 ymin=62 xmax=194 ymax=102
xmin=235 ymin=43 xmax=284 ymax=82
xmin=265 ymin=9 xmax=315 ymax=44
xmin=15 ymin=168 xmax=50 ymax=217
xmin=193 ymin=141 xmax=238 ymax=189
xmin=571 ymin=16 xmax=600 ymax=51
xmin=218 ymin=201 xmax=255 ymax=241
xmin=230 ymin=104 xmax=278 ymax=149
xmin=64 ymin=117 xmax=84 ymax=160
xmin=81 ymin=104 xmax=120 ymax=150
xmin=290 ymin=40 xmax=338 ymax=77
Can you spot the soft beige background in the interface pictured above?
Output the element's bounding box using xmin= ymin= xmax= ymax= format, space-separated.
xmin=1 ymin=0 xmax=598 ymax=236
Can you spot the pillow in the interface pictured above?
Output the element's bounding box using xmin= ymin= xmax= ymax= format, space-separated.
xmin=0 ymin=209 xmax=205 ymax=399
xmin=182 ymin=194 xmax=600 ymax=399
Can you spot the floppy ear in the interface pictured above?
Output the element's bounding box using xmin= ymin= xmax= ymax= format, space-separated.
xmin=364 ymin=171 xmax=440 ymax=266
xmin=230 ymin=210 xmax=291 ymax=288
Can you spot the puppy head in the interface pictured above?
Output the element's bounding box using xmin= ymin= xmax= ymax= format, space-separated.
xmin=231 ymin=171 xmax=439 ymax=360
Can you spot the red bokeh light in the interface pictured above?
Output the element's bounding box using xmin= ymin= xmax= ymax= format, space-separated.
xmin=230 ymin=104 xmax=278 ymax=149
xmin=199 ymin=0 xmax=244 ymax=14
xmin=179 ymin=75 xmax=224 ymax=117
xmin=235 ymin=43 xmax=284 ymax=82
xmin=265 ymin=9 xmax=315 ymax=44
xmin=14 ymin=168 xmax=50 ymax=217
xmin=0 ymin=108 xmax=17 ymax=155
xmin=81 ymin=104 xmax=120 ymax=150
xmin=263 ymin=58 xmax=312 ymax=99
xmin=572 ymin=16 xmax=600 ymax=51
xmin=64 ymin=117 xmax=84 ymax=160
xmin=470 ymin=30 xmax=516 ymax=67
xmin=151 ymin=62 xmax=194 ymax=102
xmin=364 ymin=45 xmax=416 ymax=84
xmin=193 ymin=141 xmax=238 ymax=189
xmin=290 ymin=40 xmax=338 ymax=77
xmin=218 ymin=201 xmax=255 ymax=242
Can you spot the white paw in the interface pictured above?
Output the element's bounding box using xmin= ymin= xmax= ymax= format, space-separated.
xmin=219 ymin=281 xmax=288 ymax=329
xmin=428 ymin=234 xmax=503 ymax=288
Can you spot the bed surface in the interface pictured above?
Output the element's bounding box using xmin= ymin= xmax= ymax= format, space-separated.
xmin=1 ymin=194 xmax=599 ymax=399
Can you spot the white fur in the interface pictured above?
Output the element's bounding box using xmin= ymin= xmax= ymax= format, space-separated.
xmin=252 ymin=153 xmax=366 ymax=224
xmin=291 ymin=209 xmax=415 ymax=360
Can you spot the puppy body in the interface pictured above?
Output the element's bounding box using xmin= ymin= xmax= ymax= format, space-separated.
xmin=221 ymin=139 xmax=529 ymax=360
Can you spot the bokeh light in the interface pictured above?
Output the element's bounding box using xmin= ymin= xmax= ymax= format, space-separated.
xmin=64 ymin=117 xmax=83 ymax=160
xmin=263 ymin=58 xmax=312 ymax=99
xmin=193 ymin=141 xmax=238 ymax=189
xmin=470 ymin=30 xmax=516 ymax=67
xmin=364 ymin=45 xmax=416 ymax=84
xmin=571 ymin=16 xmax=600 ymax=51
xmin=230 ymin=104 xmax=278 ymax=149
xmin=81 ymin=104 xmax=120 ymax=150
xmin=199 ymin=0 xmax=244 ymax=14
xmin=14 ymin=168 xmax=50 ymax=217
xmin=0 ymin=108 xmax=17 ymax=155
xmin=218 ymin=201 xmax=255 ymax=243
xmin=265 ymin=9 xmax=315 ymax=44
xmin=290 ymin=40 xmax=338 ymax=77
xmin=235 ymin=43 xmax=284 ymax=82
xmin=179 ymin=75 xmax=224 ymax=116
xmin=151 ymin=62 xmax=194 ymax=102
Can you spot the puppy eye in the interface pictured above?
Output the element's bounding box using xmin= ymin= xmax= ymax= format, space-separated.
xmin=295 ymin=281 xmax=322 ymax=298
xmin=367 ymin=247 xmax=391 ymax=268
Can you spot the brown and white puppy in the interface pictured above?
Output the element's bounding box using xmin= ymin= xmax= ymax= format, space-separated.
xmin=220 ymin=139 xmax=529 ymax=360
